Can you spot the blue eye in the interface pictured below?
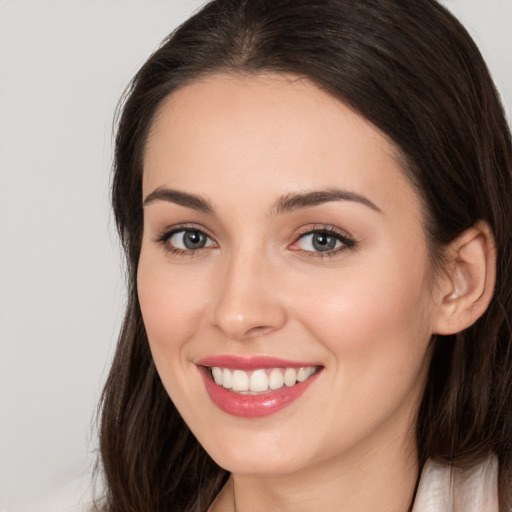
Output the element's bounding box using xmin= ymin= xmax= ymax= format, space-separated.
xmin=158 ymin=228 xmax=216 ymax=252
xmin=293 ymin=228 xmax=355 ymax=255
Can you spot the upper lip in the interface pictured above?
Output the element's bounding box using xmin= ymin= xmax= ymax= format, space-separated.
xmin=195 ymin=355 xmax=322 ymax=371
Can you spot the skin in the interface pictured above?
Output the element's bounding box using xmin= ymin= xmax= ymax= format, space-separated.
xmin=138 ymin=73 xmax=461 ymax=511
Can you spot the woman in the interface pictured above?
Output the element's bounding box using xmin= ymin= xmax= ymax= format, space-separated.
xmin=96 ymin=0 xmax=512 ymax=510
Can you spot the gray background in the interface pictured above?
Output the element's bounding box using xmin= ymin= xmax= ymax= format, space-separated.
xmin=1 ymin=1 xmax=511 ymax=511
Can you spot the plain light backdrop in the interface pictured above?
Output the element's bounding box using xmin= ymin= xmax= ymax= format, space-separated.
xmin=0 ymin=1 xmax=511 ymax=511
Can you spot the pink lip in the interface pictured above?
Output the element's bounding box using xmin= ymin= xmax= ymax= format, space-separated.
xmin=196 ymin=355 xmax=320 ymax=370
xmin=196 ymin=356 xmax=322 ymax=418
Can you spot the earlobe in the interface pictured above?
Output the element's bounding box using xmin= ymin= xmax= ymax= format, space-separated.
xmin=434 ymin=221 xmax=496 ymax=335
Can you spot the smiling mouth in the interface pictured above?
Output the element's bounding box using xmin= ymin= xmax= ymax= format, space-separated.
xmin=207 ymin=366 xmax=321 ymax=394
xmin=196 ymin=356 xmax=323 ymax=417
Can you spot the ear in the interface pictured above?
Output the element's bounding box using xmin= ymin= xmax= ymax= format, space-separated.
xmin=433 ymin=221 xmax=496 ymax=335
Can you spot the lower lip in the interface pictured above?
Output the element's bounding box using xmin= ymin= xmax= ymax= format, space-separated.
xmin=198 ymin=366 xmax=321 ymax=417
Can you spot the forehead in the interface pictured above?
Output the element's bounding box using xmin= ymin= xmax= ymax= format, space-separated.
xmin=142 ymin=73 xmax=421 ymax=220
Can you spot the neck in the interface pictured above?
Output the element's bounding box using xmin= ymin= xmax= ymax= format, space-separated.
xmin=236 ymin=446 xmax=417 ymax=512
xmin=212 ymin=409 xmax=420 ymax=512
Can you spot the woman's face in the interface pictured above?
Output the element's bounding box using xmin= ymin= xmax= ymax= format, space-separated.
xmin=138 ymin=74 xmax=443 ymax=475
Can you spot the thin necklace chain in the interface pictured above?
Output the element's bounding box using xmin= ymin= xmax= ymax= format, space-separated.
xmin=232 ymin=480 xmax=237 ymax=512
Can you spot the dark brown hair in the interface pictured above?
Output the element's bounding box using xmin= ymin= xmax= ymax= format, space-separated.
xmin=97 ymin=0 xmax=512 ymax=510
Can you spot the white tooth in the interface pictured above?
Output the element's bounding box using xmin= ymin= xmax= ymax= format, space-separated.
xmin=297 ymin=367 xmax=310 ymax=382
xmin=249 ymin=369 xmax=269 ymax=392
xmin=268 ymin=368 xmax=284 ymax=390
xmin=284 ymin=367 xmax=297 ymax=387
xmin=232 ymin=370 xmax=249 ymax=391
xmin=308 ymin=366 xmax=316 ymax=377
xmin=222 ymin=368 xmax=233 ymax=389
xmin=212 ymin=367 xmax=223 ymax=385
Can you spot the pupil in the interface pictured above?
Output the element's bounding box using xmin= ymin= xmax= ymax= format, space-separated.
xmin=184 ymin=231 xmax=205 ymax=249
xmin=313 ymin=233 xmax=336 ymax=251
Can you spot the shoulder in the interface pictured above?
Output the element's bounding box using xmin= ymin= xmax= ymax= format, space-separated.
xmin=412 ymin=456 xmax=499 ymax=512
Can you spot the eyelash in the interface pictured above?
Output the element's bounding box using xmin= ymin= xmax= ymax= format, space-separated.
xmin=154 ymin=224 xmax=356 ymax=258
xmin=154 ymin=225 xmax=217 ymax=256
xmin=290 ymin=225 xmax=356 ymax=258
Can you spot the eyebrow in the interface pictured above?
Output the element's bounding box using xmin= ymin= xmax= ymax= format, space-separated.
xmin=142 ymin=186 xmax=381 ymax=215
xmin=143 ymin=187 xmax=215 ymax=214
xmin=272 ymin=189 xmax=382 ymax=215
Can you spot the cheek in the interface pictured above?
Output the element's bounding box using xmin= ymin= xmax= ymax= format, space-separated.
xmin=282 ymin=256 xmax=435 ymax=448
xmin=322 ymin=276 xmax=430 ymax=348
xmin=136 ymin=251 xmax=208 ymax=362
xmin=289 ymin=248 xmax=435 ymax=382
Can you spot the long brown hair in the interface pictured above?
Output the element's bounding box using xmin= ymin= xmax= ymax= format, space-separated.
xmin=97 ymin=1 xmax=512 ymax=510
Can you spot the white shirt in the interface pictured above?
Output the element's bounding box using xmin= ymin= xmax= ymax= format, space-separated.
xmin=413 ymin=456 xmax=500 ymax=511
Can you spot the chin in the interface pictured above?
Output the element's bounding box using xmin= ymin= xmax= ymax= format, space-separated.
xmin=194 ymin=425 xmax=319 ymax=476
xmin=212 ymin=450 xmax=307 ymax=476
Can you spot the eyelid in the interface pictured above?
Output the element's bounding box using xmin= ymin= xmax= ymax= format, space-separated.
xmin=152 ymin=222 xmax=355 ymax=257
xmin=288 ymin=224 xmax=356 ymax=256
xmin=153 ymin=223 xmax=218 ymax=255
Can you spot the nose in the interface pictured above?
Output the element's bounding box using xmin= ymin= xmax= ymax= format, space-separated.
xmin=212 ymin=248 xmax=287 ymax=341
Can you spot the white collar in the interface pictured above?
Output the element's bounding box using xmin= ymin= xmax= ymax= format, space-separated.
xmin=412 ymin=455 xmax=499 ymax=511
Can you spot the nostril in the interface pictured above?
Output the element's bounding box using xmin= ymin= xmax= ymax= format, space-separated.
xmin=245 ymin=325 xmax=275 ymax=338
xmin=214 ymin=322 xmax=276 ymax=341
